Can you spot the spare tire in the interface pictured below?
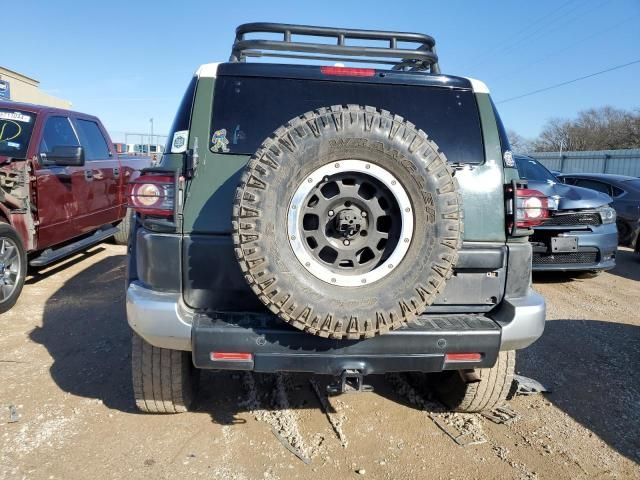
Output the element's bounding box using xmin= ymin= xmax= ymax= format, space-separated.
xmin=233 ymin=105 xmax=463 ymax=339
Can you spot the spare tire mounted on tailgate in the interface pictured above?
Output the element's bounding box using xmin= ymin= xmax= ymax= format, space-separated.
xmin=233 ymin=105 xmax=463 ymax=339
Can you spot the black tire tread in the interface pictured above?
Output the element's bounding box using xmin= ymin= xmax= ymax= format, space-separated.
xmin=0 ymin=221 xmax=27 ymax=314
xmin=233 ymin=105 xmax=463 ymax=339
xmin=113 ymin=209 xmax=132 ymax=245
xmin=131 ymin=332 xmax=195 ymax=413
xmin=435 ymin=350 xmax=516 ymax=413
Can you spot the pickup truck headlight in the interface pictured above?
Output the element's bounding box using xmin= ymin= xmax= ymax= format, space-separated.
xmin=598 ymin=205 xmax=616 ymax=224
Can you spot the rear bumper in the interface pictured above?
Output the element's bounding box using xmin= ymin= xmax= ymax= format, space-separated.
xmin=531 ymin=224 xmax=618 ymax=272
xmin=126 ymin=282 xmax=545 ymax=374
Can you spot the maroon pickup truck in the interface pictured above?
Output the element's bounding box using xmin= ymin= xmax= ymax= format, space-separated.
xmin=0 ymin=101 xmax=149 ymax=313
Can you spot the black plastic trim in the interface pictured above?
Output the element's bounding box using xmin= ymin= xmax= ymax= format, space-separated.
xmin=135 ymin=229 xmax=181 ymax=292
xmin=192 ymin=312 xmax=501 ymax=374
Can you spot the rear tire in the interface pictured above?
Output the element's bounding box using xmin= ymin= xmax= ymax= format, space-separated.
xmin=0 ymin=222 xmax=27 ymax=314
xmin=433 ymin=350 xmax=515 ymax=412
xmin=131 ymin=332 xmax=198 ymax=413
xmin=113 ymin=209 xmax=133 ymax=245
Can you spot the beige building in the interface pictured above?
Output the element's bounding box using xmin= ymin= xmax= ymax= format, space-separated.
xmin=0 ymin=66 xmax=71 ymax=109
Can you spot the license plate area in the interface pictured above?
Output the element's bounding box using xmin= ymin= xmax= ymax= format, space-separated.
xmin=551 ymin=236 xmax=578 ymax=253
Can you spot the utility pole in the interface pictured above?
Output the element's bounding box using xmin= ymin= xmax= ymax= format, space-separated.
xmin=149 ymin=118 xmax=154 ymax=155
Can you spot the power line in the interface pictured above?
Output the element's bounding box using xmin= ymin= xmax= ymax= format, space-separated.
xmin=495 ymin=59 xmax=640 ymax=104
xmin=468 ymin=0 xmax=579 ymax=69
xmin=505 ymin=14 xmax=639 ymax=80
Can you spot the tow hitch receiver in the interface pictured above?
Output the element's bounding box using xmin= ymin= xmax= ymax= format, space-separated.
xmin=327 ymin=369 xmax=373 ymax=394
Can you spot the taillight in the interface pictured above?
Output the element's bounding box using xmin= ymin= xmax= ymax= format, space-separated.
xmin=128 ymin=174 xmax=175 ymax=217
xmin=515 ymin=188 xmax=549 ymax=228
xmin=320 ymin=66 xmax=376 ymax=77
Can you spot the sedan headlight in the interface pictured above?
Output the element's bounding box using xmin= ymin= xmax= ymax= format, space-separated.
xmin=598 ymin=205 xmax=617 ymax=224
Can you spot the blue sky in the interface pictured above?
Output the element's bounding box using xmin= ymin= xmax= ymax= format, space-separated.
xmin=6 ymin=0 xmax=639 ymax=143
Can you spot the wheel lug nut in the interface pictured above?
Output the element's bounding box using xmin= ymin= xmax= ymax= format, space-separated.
xmin=343 ymin=239 xmax=350 ymax=246
xmin=361 ymin=211 xmax=367 ymax=217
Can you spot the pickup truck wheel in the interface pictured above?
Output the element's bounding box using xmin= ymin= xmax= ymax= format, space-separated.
xmin=131 ymin=332 xmax=198 ymax=413
xmin=433 ymin=350 xmax=515 ymax=413
xmin=113 ymin=209 xmax=133 ymax=245
xmin=233 ymin=105 xmax=463 ymax=339
xmin=0 ymin=223 xmax=27 ymax=314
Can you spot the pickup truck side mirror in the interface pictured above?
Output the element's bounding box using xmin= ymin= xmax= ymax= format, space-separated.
xmin=48 ymin=146 xmax=85 ymax=166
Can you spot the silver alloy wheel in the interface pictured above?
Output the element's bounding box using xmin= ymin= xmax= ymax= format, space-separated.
xmin=0 ymin=236 xmax=21 ymax=302
xmin=287 ymin=160 xmax=414 ymax=287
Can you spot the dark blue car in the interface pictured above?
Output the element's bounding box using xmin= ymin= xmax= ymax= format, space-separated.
xmin=514 ymin=155 xmax=618 ymax=273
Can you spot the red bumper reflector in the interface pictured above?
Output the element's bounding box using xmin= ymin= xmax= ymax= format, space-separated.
xmin=211 ymin=352 xmax=253 ymax=361
xmin=320 ymin=66 xmax=376 ymax=77
xmin=445 ymin=353 xmax=482 ymax=362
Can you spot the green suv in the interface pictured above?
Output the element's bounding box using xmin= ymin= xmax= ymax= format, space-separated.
xmin=126 ymin=23 xmax=546 ymax=414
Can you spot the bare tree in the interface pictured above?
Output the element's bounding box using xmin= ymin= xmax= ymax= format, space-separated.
xmin=532 ymin=106 xmax=640 ymax=152
xmin=506 ymin=129 xmax=533 ymax=153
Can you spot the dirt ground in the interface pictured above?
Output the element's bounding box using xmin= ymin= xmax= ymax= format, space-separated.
xmin=1 ymin=244 xmax=638 ymax=480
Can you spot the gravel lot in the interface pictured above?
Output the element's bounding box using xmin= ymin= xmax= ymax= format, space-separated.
xmin=1 ymin=244 xmax=638 ymax=479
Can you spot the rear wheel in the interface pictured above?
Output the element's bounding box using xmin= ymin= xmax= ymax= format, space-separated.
xmin=131 ymin=332 xmax=198 ymax=413
xmin=433 ymin=350 xmax=515 ymax=412
xmin=0 ymin=223 xmax=27 ymax=314
xmin=113 ymin=209 xmax=133 ymax=245
xmin=617 ymin=220 xmax=632 ymax=246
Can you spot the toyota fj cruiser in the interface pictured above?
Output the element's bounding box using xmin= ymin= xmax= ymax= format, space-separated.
xmin=126 ymin=23 xmax=547 ymax=413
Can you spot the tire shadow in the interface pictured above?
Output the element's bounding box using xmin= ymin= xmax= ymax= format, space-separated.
xmin=29 ymin=254 xmax=136 ymax=413
xmin=517 ymin=318 xmax=640 ymax=464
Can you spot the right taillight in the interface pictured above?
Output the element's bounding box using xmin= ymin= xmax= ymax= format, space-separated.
xmin=515 ymin=188 xmax=549 ymax=228
xmin=128 ymin=174 xmax=175 ymax=217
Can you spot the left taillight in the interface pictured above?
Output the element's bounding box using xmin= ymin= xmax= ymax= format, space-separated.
xmin=128 ymin=174 xmax=175 ymax=217
xmin=515 ymin=188 xmax=549 ymax=228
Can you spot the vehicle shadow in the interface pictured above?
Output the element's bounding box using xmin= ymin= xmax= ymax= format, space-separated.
xmin=29 ymin=254 xmax=136 ymax=413
xmin=607 ymin=248 xmax=640 ymax=281
xmin=517 ymin=319 xmax=640 ymax=464
xmin=25 ymin=247 xmax=106 ymax=285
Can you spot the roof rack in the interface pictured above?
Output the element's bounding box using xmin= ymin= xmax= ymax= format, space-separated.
xmin=230 ymin=23 xmax=440 ymax=74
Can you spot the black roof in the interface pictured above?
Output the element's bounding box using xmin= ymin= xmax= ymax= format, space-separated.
xmin=216 ymin=62 xmax=472 ymax=90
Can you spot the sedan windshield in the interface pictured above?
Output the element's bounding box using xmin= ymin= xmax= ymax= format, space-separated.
xmin=0 ymin=109 xmax=36 ymax=159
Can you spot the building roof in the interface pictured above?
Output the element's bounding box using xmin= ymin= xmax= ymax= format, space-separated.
xmin=0 ymin=66 xmax=39 ymax=86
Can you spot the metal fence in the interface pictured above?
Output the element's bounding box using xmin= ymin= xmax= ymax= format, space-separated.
xmin=528 ymin=149 xmax=640 ymax=177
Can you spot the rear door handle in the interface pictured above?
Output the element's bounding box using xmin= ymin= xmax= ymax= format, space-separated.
xmin=84 ymin=170 xmax=93 ymax=181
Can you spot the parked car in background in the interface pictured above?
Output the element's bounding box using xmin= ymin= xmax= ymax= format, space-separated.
xmin=559 ymin=173 xmax=640 ymax=247
xmin=514 ymin=155 xmax=617 ymax=273
xmin=0 ymin=101 xmax=150 ymax=313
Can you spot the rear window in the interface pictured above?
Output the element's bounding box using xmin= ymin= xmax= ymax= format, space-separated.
xmin=211 ymin=76 xmax=485 ymax=164
xmin=0 ymin=109 xmax=37 ymax=159
xmin=166 ymin=76 xmax=197 ymax=153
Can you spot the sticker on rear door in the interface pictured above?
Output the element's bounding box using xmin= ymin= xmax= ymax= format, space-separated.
xmin=210 ymin=129 xmax=230 ymax=153
xmin=171 ymin=130 xmax=188 ymax=153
